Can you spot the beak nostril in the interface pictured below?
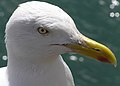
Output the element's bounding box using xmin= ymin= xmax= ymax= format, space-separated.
xmin=92 ymin=48 xmax=101 ymax=52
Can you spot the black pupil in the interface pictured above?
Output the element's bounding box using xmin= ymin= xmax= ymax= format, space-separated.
xmin=41 ymin=29 xmax=45 ymax=32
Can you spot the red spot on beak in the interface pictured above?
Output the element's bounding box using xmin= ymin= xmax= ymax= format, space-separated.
xmin=97 ymin=57 xmax=111 ymax=63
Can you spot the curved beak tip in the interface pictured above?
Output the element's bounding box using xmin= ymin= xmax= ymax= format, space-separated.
xmin=97 ymin=56 xmax=117 ymax=67
xmin=114 ymin=63 xmax=117 ymax=68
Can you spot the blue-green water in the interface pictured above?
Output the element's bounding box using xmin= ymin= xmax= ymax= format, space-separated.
xmin=0 ymin=0 xmax=120 ymax=86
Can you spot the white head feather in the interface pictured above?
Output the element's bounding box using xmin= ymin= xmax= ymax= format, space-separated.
xmin=5 ymin=1 xmax=80 ymax=86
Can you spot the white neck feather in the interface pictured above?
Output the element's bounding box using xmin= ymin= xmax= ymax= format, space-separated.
xmin=7 ymin=55 xmax=71 ymax=86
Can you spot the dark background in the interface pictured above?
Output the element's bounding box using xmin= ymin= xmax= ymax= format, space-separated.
xmin=0 ymin=0 xmax=120 ymax=86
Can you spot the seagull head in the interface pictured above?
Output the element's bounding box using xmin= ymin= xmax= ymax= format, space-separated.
xmin=5 ymin=1 xmax=117 ymax=65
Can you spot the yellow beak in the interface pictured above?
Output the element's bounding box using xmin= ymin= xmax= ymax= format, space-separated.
xmin=65 ymin=35 xmax=117 ymax=67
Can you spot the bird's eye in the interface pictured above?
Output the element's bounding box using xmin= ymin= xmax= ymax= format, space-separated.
xmin=37 ymin=27 xmax=49 ymax=35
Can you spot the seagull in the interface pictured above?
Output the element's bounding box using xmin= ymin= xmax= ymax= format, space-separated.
xmin=0 ymin=1 xmax=117 ymax=86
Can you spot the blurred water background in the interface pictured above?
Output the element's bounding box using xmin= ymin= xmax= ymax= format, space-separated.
xmin=0 ymin=0 xmax=120 ymax=86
